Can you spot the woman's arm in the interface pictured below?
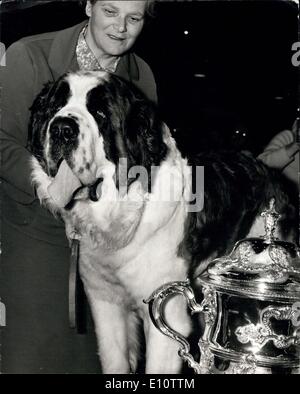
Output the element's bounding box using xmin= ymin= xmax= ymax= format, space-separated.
xmin=0 ymin=41 xmax=37 ymax=202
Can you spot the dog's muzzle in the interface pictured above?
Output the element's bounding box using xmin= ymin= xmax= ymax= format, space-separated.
xmin=50 ymin=116 xmax=79 ymax=143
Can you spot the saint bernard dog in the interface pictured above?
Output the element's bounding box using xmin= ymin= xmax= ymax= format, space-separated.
xmin=28 ymin=70 xmax=297 ymax=374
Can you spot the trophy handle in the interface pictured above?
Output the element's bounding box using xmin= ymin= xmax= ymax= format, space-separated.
xmin=144 ymin=280 xmax=204 ymax=374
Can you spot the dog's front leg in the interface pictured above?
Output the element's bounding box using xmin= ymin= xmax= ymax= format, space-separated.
xmin=144 ymin=297 xmax=192 ymax=374
xmin=87 ymin=296 xmax=131 ymax=374
xmin=145 ymin=324 xmax=184 ymax=374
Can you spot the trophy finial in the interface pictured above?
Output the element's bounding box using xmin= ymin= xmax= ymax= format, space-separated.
xmin=260 ymin=198 xmax=280 ymax=243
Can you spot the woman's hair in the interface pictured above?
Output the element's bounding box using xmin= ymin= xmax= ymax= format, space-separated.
xmin=81 ymin=1 xmax=156 ymax=18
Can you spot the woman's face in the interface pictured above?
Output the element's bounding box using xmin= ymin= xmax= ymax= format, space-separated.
xmin=86 ymin=1 xmax=147 ymax=58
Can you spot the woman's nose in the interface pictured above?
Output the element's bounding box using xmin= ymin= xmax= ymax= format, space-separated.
xmin=114 ymin=17 xmax=127 ymax=33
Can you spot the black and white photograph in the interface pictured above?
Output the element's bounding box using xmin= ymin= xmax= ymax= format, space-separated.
xmin=0 ymin=0 xmax=299 ymax=376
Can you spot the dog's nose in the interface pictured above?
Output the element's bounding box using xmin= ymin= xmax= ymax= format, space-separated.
xmin=50 ymin=117 xmax=78 ymax=141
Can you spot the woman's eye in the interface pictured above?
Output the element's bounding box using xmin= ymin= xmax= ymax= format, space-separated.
xmin=128 ymin=16 xmax=142 ymax=23
xmin=103 ymin=8 xmax=116 ymax=16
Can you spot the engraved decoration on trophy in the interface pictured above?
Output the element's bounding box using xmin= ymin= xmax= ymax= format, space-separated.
xmin=145 ymin=199 xmax=300 ymax=374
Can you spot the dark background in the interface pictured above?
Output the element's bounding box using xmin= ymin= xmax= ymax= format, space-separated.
xmin=1 ymin=0 xmax=298 ymax=155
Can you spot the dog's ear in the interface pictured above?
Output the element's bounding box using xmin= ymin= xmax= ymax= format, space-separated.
xmin=124 ymin=99 xmax=168 ymax=170
xmin=27 ymin=75 xmax=70 ymax=170
xmin=27 ymin=81 xmax=54 ymax=168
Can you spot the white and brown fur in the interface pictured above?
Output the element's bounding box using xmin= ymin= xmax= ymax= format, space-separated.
xmin=28 ymin=71 xmax=297 ymax=373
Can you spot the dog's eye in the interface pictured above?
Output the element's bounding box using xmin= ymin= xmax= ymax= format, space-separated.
xmin=96 ymin=110 xmax=106 ymax=119
xmin=51 ymin=125 xmax=60 ymax=138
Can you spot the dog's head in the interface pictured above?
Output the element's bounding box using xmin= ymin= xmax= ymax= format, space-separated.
xmin=28 ymin=71 xmax=168 ymax=189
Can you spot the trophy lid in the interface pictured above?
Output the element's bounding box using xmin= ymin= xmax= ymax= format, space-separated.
xmin=200 ymin=198 xmax=300 ymax=301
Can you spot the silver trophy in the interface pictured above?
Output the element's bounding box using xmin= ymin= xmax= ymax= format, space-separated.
xmin=145 ymin=199 xmax=300 ymax=374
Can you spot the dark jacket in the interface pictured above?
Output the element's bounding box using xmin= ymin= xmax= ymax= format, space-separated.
xmin=0 ymin=21 xmax=157 ymax=246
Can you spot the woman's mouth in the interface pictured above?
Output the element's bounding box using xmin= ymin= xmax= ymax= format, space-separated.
xmin=107 ymin=34 xmax=126 ymax=41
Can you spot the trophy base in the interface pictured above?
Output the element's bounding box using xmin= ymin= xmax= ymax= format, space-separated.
xmin=201 ymin=354 xmax=300 ymax=375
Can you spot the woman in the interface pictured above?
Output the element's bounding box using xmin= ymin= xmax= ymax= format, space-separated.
xmin=0 ymin=0 xmax=156 ymax=374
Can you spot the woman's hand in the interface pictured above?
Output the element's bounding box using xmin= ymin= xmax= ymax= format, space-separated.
xmin=285 ymin=141 xmax=300 ymax=158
